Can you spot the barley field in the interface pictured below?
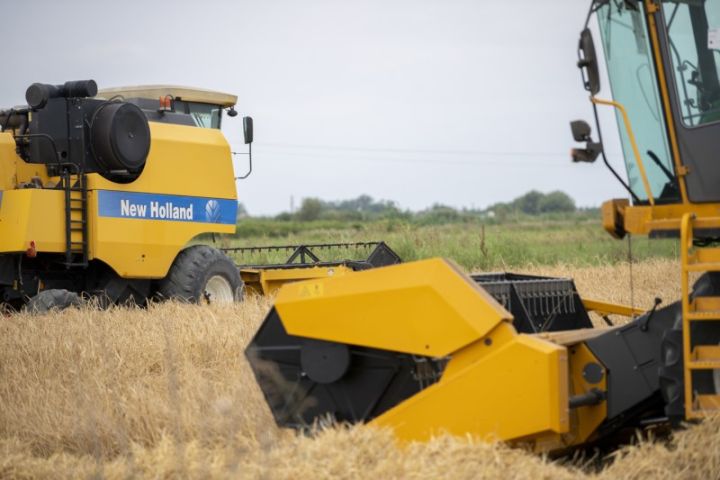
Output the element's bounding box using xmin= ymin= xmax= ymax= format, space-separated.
xmin=1 ymin=259 xmax=719 ymax=479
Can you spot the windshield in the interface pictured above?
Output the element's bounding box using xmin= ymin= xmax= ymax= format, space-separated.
xmin=174 ymin=101 xmax=222 ymax=129
xmin=596 ymin=1 xmax=677 ymax=202
xmin=662 ymin=0 xmax=720 ymax=126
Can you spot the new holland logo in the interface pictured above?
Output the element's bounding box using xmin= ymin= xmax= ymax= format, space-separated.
xmin=98 ymin=191 xmax=237 ymax=225
xmin=205 ymin=200 xmax=221 ymax=223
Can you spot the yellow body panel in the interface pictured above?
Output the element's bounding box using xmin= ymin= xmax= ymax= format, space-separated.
xmin=529 ymin=342 xmax=608 ymax=452
xmin=602 ymin=199 xmax=720 ymax=236
xmin=86 ymin=122 xmax=236 ymax=198
xmin=371 ymin=324 xmax=569 ymax=442
xmin=0 ymin=133 xmax=51 ymax=190
xmin=92 ymin=210 xmax=233 ymax=279
xmin=0 ymin=189 xmax=65 ymax=253
xmin=275 ymin=258 xmax=512 ymax=357
xmin=241 ymin=265 xmax=356 ymax=296
xmin=91 ymin=122 xmax=236 ymax=277
xmin=0 ymin=122 xmax=237 ymax=278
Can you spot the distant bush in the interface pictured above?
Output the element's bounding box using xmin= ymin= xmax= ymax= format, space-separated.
xmin=278 ymin=195 xmax=409 ymax=222
xmin=296 ymin=198 xmax=324 ymax=221
xmin=488 ymin=190 xmax=576 ymax=217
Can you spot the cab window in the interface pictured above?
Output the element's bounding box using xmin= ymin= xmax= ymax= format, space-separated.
xmin=174 ymin=101 xmax=222 ymax=129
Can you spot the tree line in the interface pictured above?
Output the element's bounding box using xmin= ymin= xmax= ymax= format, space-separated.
xmin=237 ymin=190 xmax=584 ymax=223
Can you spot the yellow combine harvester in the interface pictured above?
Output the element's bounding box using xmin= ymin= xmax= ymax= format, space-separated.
xmin=246 ymin=0 xmax=720 ymax=453
xmin=0 ymin=82 xmax=401 ymax=311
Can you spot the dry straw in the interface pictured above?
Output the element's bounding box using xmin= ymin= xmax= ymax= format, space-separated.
xmin=0 ymin=259 xmax=718 ymax=479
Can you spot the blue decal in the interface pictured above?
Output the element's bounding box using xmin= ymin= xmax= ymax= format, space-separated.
xmin=98 ymin=191 xmax=237 ymax=225
xmin=0 ymin=191 xmax=3 ymax=209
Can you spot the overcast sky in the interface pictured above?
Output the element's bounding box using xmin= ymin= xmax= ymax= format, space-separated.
xmin=3 ymin=0 xmax=628 ymax=215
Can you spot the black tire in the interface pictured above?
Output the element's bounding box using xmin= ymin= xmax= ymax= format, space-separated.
xmin=24 ymin=289 xmax=81 ymax=314
xmin=158 ymin=245 xmax=243 ymax=304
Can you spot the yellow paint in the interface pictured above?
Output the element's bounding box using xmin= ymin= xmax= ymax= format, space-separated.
xmin=601 ymin=198 xmax=629 ymax=238
xmin=275 ymin=258 xmax=512 ymax=357
xmin=680 ymin=213 xmax=695 ymax=419
xmin=371 ymin=324 xmax=570 ymax=442
xmin=602 ymin=199 xmax=720 ymax=236
xmin=0 ymin=133 xmax=51 ymax=190
xmin=566 ymin=342 xmax=607 ymax=445
xmin=644 ymin=0 xmax=689 ymax=203
xmin=524 ymin=342 xmax=607 ymax=452
xmin=0 ymin=189 xmax=65 ymax=252
xmin=241 ymin=265 xmax=355 ymax=296
xmin=582 ymin=298 xmax=645 ymax=318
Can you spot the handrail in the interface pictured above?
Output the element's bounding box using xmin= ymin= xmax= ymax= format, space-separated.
xmin=591 ymin=96 xmax=656 ymax=206
xmin=679 ymin=212 xmax=693 ymax=418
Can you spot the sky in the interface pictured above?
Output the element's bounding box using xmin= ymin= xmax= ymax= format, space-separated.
xmin=2 ymin=0 xmax=629 ymax=215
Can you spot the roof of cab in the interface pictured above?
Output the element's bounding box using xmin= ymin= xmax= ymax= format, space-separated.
xmin=97 ymin=85 xmax=237 ymax=107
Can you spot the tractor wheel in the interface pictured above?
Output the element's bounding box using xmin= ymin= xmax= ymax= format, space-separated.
xmin=24 ymin=289 xmax=82 ymax=314
xmin=158 ymin=245 xmax=243 ymax=305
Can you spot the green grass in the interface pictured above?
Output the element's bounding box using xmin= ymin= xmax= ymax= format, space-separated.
xmin=205 ymin=215 xmax=678 ymax=271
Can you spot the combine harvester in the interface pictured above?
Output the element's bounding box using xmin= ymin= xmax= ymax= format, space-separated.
xmin=246 ymin=0 xmax=720 ymax=453
xmin=0 ymin=81 xmax=400 ymax=311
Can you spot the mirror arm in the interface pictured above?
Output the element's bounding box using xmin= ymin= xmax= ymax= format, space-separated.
xmin=234 ymin=143 xmax=253 ymax=180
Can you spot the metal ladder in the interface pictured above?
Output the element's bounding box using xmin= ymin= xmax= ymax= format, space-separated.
xmin=61 ymin=167 xmax=88 ymax=268
xmin=680 ymin=213 xmax=720 ymax=418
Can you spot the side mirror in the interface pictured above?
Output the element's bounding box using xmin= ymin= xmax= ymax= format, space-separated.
xmin=577 ymin=28 xmax=600 ymax=95
xmin=570 ymin=120 xmax=592 ymax=142
xmin=243 ymin=116 xmax=254 ymax=144
xmin=569 ymin=119 xmax=602 ymax=163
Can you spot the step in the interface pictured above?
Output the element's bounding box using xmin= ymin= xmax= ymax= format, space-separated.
xmin=685 ymin=262 xmax=720 ymax=272
xmin=687 ymin=297 xmax=720 ymax=320
xmin=692 ymin=394 xmax=720 ymax=413
xmin=687 ymin=346 xmax=720 ymax=369
xmin=686 ymin=248 xmax=720 ymax=272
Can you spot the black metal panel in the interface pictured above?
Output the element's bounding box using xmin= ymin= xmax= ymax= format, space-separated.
xmin=245 ymin=307 xmax=444 ymax=429
xmin=0 ymin=255 xmax=16 ymax=286
xmin=471 ymin=272 xmax=593 ymax=333
xmin=586 ymin=302 xmax=680 ymax=419
xmin=225 ymin=242 xmax=402 ymax=271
